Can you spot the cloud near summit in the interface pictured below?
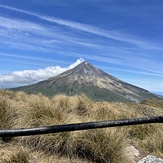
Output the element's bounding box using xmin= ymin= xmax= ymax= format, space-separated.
xmin=0 ymin=58 xmax=84 ymax=88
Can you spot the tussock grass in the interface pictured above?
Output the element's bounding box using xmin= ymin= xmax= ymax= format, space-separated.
xmin=0 ymin=99 xmax=13 ymax=142
xmin=140 ymin=128 xmax=163 ymax=158
xmin=51 ymin=94 xmax=93 ymax=116
xmin=0 ymin=143 xmax=89 ymax=163
xmin=141 ymin=98 xmax=163 ymax=109
xmin=71 ymin=129 xmax=127 ymax=163
xmin=0 ymin=90 xmax=16 ymax=100
xmin=127 ymin=124 xmax=157 ymax=140
xmin=0 ymin=90 xmax=163 ymax=162
xmin=3 ymin=150 xmax=29 ymax=163
xmin=0 ymin=143 xmax=29 ymax=163
xmin=92 ymin=102 xmax=138 ymax=121
xmin=0 ymin=99 xmax=12 ymax=130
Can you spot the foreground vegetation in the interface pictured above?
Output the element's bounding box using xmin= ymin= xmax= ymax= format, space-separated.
xmin=0 ymin=90 xmax=163 ymax=163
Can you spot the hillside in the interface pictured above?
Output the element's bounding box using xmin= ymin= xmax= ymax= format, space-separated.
xmin=11 ymin=61 xmax=158 ymax=102
xmin=0 ymin=90 xmax=163 ymax=163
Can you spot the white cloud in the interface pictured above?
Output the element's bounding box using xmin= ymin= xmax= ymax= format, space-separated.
xmin=0 ymin=58 xmax=84 ymax=88
xmin=69 ymin=58 xmax=84 ymax=69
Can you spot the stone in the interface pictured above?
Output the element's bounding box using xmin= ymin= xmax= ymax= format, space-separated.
xmin=137 ymin=155 xmax=163 ymax=163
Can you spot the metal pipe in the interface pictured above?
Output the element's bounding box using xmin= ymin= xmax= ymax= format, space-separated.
xmin=0 ymin=116 xmax=163 ymax=137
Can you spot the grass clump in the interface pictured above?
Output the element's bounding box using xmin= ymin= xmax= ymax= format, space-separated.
xmin=5 ymin=151 xmax=29 ymax=163
xmin=52 ymin=94 xmax=93 ymax=116
xmin=72 ymin=129 xmax=127 ymax=163
xmin=0 ymin=145 xmax=29 ymax=163
xmin=137 ymin=125 xmax=163 ymax=158
xmin=0 ymin=99 xmax=13 ymax=142
xmin=0 ymin=99 xmax=13 ymax=129
xmin=141 ymin=98 xmax=163 ymax=109
xmin=127 ymin=124 xmax=157 ymax=140
xmin=17 ymin=94 xmax=77 ymax=156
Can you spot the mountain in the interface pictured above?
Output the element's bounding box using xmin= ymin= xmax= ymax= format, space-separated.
xmin=11 ymin=61 xmax=158 ymax=102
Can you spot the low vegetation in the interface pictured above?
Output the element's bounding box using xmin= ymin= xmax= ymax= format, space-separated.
xmin=141 ymin=98 xmax=163 ymax=109
xmin=0 ymin=90 xmax=163 ymax=162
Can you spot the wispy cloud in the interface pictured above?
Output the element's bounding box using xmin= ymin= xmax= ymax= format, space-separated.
xmin=0 ymin=4 xmax=161 ymax=50
xmin=0 ymin=58 xmax=84 ymax=88
xmin=0 ymin=14 xmax=109 ymax=54
xmin=0 ymin=52 xmax=69 ymax=65
xmin=0 ymin=16 xmax=42 ymax=31
xmin=0 ymin=16 xmax=63 ymax=43
xmin=123 ymin=78 xmax=163 ymax=93
xmin=61 ymin=50 xmax=163 ymax=78
xmin=101 ymin=66 xmax=163 ymax=78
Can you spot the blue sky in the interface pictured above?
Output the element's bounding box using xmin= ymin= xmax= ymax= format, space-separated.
xmin=0 ymin=0 xmax=163 ymax=95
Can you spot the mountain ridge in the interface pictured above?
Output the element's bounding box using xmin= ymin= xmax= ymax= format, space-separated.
xmin=11 ymin=61 xmax=158 ymax=102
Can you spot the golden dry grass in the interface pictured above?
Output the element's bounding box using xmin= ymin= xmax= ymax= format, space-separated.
xmin=0 ymin=141 xmax=91 ymax=163
xmin=0 ymin=142 xmax=29 ymax=163
xmin=0 ymin=90 xmax=163 ymax=162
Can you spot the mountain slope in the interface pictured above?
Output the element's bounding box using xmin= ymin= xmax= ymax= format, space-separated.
xmin=11 ymin=61 xmax=158 ymax=102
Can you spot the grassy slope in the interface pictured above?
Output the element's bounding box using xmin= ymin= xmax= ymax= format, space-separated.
xmin=0 ymin=90 xmax=163 ymax=163
xmin=11 ymin=83 xmax=132 ymax=102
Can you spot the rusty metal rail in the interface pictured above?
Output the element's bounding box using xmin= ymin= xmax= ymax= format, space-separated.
xmin=0 ymin=116 xmax=163 ymax=137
